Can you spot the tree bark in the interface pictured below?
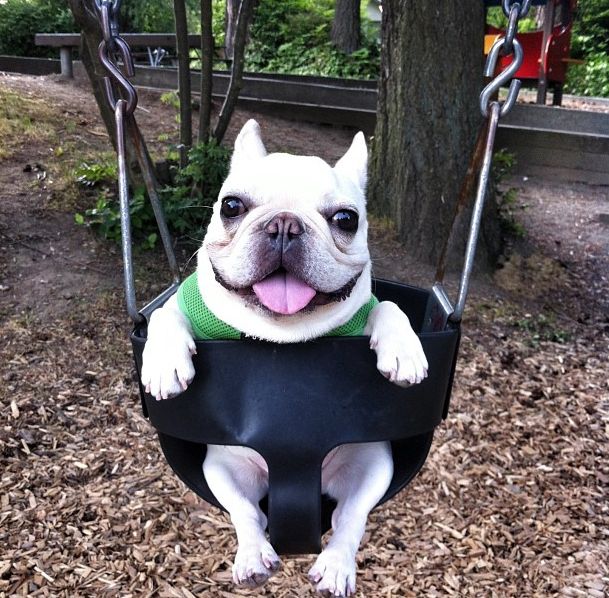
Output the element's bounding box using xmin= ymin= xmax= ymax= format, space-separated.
xmin=224 ymin=0 xmax=240 ymax=61
xmin=198 ymin=0 xmax=214 ymax=143
xmin=331 ymin=0 xmax=360 ymax=54
xmin=369 ymin=1 xmax=502 ymax=270
xmin=213 ymin=0 xmax=255 ymax=144
xmin=174 ymin=0 xmax=192 ymax=166
xmin=67 ymin=0 xmax=117 ymax=148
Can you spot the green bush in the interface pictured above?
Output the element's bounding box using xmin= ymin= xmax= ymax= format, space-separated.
xmin=76 ymin=186 xmax=159 ymax=249
xmin=566 ymin=0 xmax=609 ymax=96
xmin=120 ymin=0 xmax=199 ymax=33
xmin=76 ymin=141 xmax=230 ymax=248
xmin=485 ymin=7 xmax=538 ymax=32
xmin=492 ymin=149 xmax=526 ymax=238
xmin=74 ymin=160 xmax=117 ymax=187
xmin=159 ymin=140 xmax=231 ymax=237
xmin=565 ymin=53 xmax=609 ymax=97
xmin=121 ymin=0 xmax=176 ymax=33
xmin=570 ymin=0 xmax=609 ymax=57
xmin=0 ymin=0 xmax=76 ymax=58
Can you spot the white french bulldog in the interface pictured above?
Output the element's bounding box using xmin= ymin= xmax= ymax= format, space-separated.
xmin=141 ymin=120 xmax=428 ymax=597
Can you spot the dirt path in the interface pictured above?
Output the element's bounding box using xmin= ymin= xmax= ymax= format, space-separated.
xmin=1 ymin=73 xmax=607 ymax=597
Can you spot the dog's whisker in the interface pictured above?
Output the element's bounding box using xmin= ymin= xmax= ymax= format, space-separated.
xmin=176 ymin=205 xmax=214 ymax=210
xmin=181 ymin=247 xmax=201 ymax=272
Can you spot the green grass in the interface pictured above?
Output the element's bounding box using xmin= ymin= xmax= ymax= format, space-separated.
xmin=0 ymin=89 xmax=57 ymax=157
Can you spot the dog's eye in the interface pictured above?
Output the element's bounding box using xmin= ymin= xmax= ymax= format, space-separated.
xmin=221 ymin=197 xmax=247 ymax=218
xmin=330 ymin=210 xmax=359 ymax=233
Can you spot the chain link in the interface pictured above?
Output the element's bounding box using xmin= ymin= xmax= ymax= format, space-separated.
xmin=479 ymin=0 xmax=529 ymax=118
xmin=502 ymin=0 xmax=532 ymax=18
xmin=95 ymin=0 xmax=137 ymax=116
xmin=503 ymin=3 xmax=520 ymax=54
xmin=95 ymin=0 xmax=122 ymax=44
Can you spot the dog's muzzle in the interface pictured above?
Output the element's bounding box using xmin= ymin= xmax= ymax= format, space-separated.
xmin=211 ymin=212 xmax=362 ymax=315
xmin=263 ymin=212 xmax=305 ymax=255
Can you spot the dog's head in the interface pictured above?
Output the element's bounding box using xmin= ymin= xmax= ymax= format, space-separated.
xmin=198 ymin=119 xmax=371 ymax=342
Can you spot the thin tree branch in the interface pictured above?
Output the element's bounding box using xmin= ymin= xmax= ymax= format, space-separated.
xmin=213 ymin=0 xmax=255 ymax=144
xmin=198 ymin=0 xmax=213 ymax=144
xmin=174 ymin=0 xmax=192 ymax=166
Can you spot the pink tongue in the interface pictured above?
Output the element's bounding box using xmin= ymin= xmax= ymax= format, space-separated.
xmin=253 ymin=271 xmax=316 ymax=315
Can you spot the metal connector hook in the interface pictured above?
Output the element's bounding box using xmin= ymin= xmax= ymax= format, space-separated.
xmin=479 ymin=37 xmax=523 ymax=118
xmin=98 ymin=36 xmax=138 ymax=116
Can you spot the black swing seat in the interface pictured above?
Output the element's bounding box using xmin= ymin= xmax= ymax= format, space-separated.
xmin=131 ymin=278 xmax=460 ymax=555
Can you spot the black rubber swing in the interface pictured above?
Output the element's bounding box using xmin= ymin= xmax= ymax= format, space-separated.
xmin=131 ymin=280 xmax=460 ymax=554
xmin=102 ymin=0 xmax=521 ymax=555
xmin=126 ymin=181 xmax=491 ymax=555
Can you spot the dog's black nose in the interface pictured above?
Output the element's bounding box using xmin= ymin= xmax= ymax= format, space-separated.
xmin=264 ymin=213 xmax=305 ymax=252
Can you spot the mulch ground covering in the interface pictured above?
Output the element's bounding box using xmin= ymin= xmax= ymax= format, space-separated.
xmin=2 ymin=295 xmax=607 ymax=597
xmin=1 ymin=74 xmax=608 ymax=597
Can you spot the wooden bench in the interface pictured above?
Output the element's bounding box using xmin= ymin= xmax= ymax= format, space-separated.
xmin=34 ymin=33 xmax=229 ymax=78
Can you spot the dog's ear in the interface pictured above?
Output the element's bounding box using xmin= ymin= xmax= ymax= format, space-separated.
xmin=231 ymin=119 xmax=267 ymax=170
xmin=334 ymin=132 xmax=367 ymax=193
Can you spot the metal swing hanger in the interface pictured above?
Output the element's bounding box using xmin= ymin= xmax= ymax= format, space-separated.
xmin=442 ymin=0 xmax=529 ymax=323
xmin=95 ymin=0 xmax=180 ymax=325
xmin=92 ymin=0 xmax=532 ymax=556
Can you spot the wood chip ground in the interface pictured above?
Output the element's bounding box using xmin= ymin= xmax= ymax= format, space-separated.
xmin=0 ymin=74 xmax=607 ymax=597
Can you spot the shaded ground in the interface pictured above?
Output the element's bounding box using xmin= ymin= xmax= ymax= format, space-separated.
xmin=0 ymin=73 xmax=608 ymax=597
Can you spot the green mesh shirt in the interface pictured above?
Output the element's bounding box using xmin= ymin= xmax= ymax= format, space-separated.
xmin=176 ymin=272 xmax=378 ymax=340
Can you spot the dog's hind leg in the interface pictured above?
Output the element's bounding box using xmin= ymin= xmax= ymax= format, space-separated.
xmin=203 ymin=445 xmax=280 ymax=587
xmin=309 ymin=441 xmax=393 ymax=597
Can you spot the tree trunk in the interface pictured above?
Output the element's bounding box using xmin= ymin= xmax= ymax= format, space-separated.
xmin=213 ymin=0 xmax=256 ymax=144
xmin=369 ymin=1 xmax=502 ymax=270
xmin=224 ymin=0 xmax=240 ymax=61
xmin=67 ymin=0 xmax=117 ymax=147
xmin=174 ymin=0 xmax=192 ymax=167
xmin=198 ymin=0 xmax=213 ymax=143
xmin=331 ymin=0 xmax=360 ymax=54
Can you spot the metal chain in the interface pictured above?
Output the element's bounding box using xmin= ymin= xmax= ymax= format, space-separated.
xmin=114 ymin=98 xmax=143 ymax=323
xmin=94 ymin=0 xmax=143 ymax=323
xmin=480 ymin=1 xmax=529 ymax=118
xmin=94 ymin=1 xmax=181 ymax=324
xmin=449 ymin=4 xmax=528 ymax=323
xmin=95 ymin=0 xmax=123 ymax=45
xmin=96 ymin=0 xmax=137 ymax=116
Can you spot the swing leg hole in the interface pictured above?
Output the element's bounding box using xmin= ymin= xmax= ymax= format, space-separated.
xmin=203 ymin=446 xmax=282 ymax=586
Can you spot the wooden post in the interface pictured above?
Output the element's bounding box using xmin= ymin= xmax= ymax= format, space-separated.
xmin=59 ymin=46 xmax=73 ymax=78
xmin=536 ymin=0 xmax=555 ymax=105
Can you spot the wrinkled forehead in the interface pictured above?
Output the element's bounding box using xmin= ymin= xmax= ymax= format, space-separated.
xmin=220 ymin=153 xmax=355 ymax=207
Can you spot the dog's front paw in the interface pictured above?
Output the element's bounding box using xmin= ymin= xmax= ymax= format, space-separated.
xmin=368 ymin=302 xmax=428 ymax=387
xmin=308 ymin=550 xmax=356 ymax=597
xmin=141 ymin=321 xmax=196 ymax=401
xmin=233 ymin=540 xmax=281 ymax=587
xmin=372 ymin=328 xmax=428 ymax=387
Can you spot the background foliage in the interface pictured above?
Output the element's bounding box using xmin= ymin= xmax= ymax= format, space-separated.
xmin=244 ymin=0 xmax=380 ymax=79
xmin=76 ymin=141 xmax=230 ymax=247
xmin=120 ymin=0 xmax=200 ymax=33
xmin=0 ymin=0 xmax=76 ymax=57
xmin=3 ymin=0 xmax=608 ymax=94
xmin=565 ymin=0 xmax=609 ymax=96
